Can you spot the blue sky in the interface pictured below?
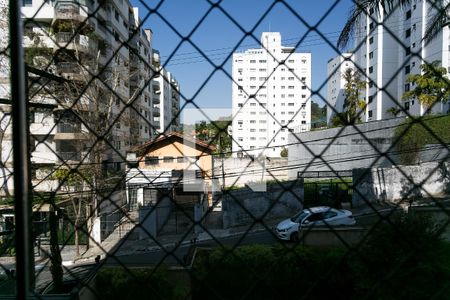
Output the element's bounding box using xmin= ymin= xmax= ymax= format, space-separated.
xmin=131 ymin=0 xmax=354 ymax=111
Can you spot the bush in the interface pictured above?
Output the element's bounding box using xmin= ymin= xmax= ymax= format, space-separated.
xmin=394 ymin=114 xmax=450 ymax=164
xmin=352 ymin=212 xmax=450 ymax=299
xmin=95 ymin=266 xmax=188 ymax=299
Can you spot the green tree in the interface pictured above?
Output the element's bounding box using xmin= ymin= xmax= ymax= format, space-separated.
xmin=53 ymin=167 xmax=90 ymax=257
xmin=311 ymin=101 xmax=327 ymax=128
xmin=402 ymin=61 xmax=450 ymax=110
xmin=337 ymin=1 xmax=448 ymax=50
xmin=343 ymin=68 xmax=366 ymax=122
xmin=339 ymin=68 xmax=366 ymax=125
xmin=280 ymin=147 xmax=288 ymax=157
xmin=195 ymin=119 xmax=232 ymax=155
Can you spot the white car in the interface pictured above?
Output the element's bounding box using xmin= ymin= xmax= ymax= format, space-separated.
xmin=276 ymin=206 xmax=356 ymax=241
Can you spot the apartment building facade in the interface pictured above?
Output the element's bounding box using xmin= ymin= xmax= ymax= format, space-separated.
xmin=231 ymin=32 xmax=311 ymax=158
xmin=151 ymin=56 xmax=180 ymax=135
xmin=326 ymin=53 xmax=354 ymax=124
xmin=350 ymin=0 xmax=450 ymax=121
xmin=0 ymin=0 xmax=179 ymax=195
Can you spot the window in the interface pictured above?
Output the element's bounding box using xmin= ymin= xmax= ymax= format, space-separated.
xmin=368 ymin=110 xmax=373 ymax=118
xmin=288 ymin=59 xmax=295 ymax=63
xmin=405 ymin=101 xmax=410 ymax=110
xmin=406 ymin=28 xmax=411 ymax=38
xmin=238 ymin=103 xmax=243 ymax=107
xmin=368 ymin=95 xmax=373 ymax=103
xmin=369 ymin=22 xmax=374 ymax=30
xmin=259 ymin=60 xmax=267 ymax=63
xmin=369 ymin=66 xmax=373 ymax=74
xmin=288 ymin=103 xmax=295 ymax=106
xmin=177 ymin=156 xmax=184 ymax=163
xmin=369 ymin=81 xmax=374 ymax=88
xmin=259 ymin=68 xmax=266 ymax=72
xmin=405 ymin=65 xmax=411 ymax=74
xmin=369 ymin=51 xmax=374 ymax=59
xmin=145 ymin=156 xmax=159 ymax=165
xmin=369 ymin=36 xmax=374 ymax=44
xmin=406 ymin=10 xmax=411 ymax=19
xmin=405 ymin=83 xmax=410 ymax=92
xmin=250 ymin=120 xmax=256 ymax=124
xmin=250 ymin=60 xmax=256 ymax=63
xmin=163 ymin=156 xmax=174 ymax=163
xmin=250 ymin=128 xmax=256 ymax=132
xmin=250 ymin=77 xmax=256 ymax=81
xmin=405 ymin=47 xmax=411 ymax=56
xmin=22 ymin=0 xmax=32 ymax=6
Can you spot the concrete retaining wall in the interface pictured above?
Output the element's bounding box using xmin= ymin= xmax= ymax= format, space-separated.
xmin=222 ymin=180 xmax=303 ymax=228
xmin=287 ymin=118 xmax=448 ymax=179
xmin=353 ymin=161 xmax=450 ymax=206
xmin=214 ymin=157 xmax=288 ymax=188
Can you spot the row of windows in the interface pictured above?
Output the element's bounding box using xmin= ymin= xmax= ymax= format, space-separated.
xmin=145 ymin=156 xmax=200 ymax=165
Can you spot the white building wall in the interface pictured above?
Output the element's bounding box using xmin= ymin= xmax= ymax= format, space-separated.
xmin=232 ymin=32 xmax=311 ymax=158
xmin=326 ymin=53 xmax=354 ymax=125
xmin=352 ymin=0 xmax=450 ymax=121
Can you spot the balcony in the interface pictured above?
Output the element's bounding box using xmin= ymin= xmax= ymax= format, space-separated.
xmin=152 ymin=97 xmax=160 ymax=104
xmin=153 ymin=110 xmax=160 ymax=116
xmin=55 ymin=123 xmax=88 ymax=140
xmin=55 ymin=32 xmax=97 ymax=54
xmin=58 ymin=151 xmax=81 ymax=162
xmin=53 ymin=6 xmax=87 ymax=24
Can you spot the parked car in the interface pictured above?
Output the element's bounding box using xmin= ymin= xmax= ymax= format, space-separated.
xmin=276 ymin=206 xmax=356 ymax=241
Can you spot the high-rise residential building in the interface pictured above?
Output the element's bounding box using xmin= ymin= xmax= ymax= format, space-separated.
xmin=0 ymin=0 xmax=179 ymax=195
xmin=151 ymin=59 xmax=180 ymax=135
xmin=326 ymin=53 xmax=354 ymax=125
xmin=350 ymin=0 xmax=450 ymax=121
xmin=231 ymin=32 xmax=311 ymax=158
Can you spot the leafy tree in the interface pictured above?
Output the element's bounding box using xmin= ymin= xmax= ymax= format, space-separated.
xmin=53 ymin=167 xmax=91 ymax=256
xmin=386 ymin=106 xmax=401 ymax=117
xmin=343 ymin=68 xmax=366 ymax=122
xmin=334 ymin=68 xmax=366 ymax=126
xmin=280 ymin=147 xmax=288 ymax=157
xmin=394 ymin=114 xmax=450 ymax=164
xmin=402 ymin=60 xmax=450 ymax=109
xmin=194 ymin=119 xmax=232 ymax=155
xmin=311 ymin=101 xmax=327 ymax=128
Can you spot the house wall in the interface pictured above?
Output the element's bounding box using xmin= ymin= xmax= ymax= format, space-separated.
xmin=138 ymin=139 xmax=213 ymax=183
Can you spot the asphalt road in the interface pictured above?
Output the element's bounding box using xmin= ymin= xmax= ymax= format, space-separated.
xmin=103 ymin=211 xmax=396 ymax=267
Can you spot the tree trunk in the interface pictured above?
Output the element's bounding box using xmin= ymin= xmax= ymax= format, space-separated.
xmin=49 ymin=208 xmax=63 ymax=292
xmin=74 ymin=219 xmax=79 ymax=257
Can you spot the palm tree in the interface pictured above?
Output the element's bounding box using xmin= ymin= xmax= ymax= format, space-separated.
xmin=337 ymin=0 xmax=449 ymax=50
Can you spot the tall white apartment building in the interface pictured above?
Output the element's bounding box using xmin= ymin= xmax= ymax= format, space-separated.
xmin=0 ymin=0 xmax=179 ymax=195
xmin=352 ymin=0 xmax=450 ymax=121
xmin=232 ymin=32 xmax=311 ymax=158
xmin=326 ymin=53 xmax=354 ymax=124
xmin=151 ymin=58 xmax=180 ymax=135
